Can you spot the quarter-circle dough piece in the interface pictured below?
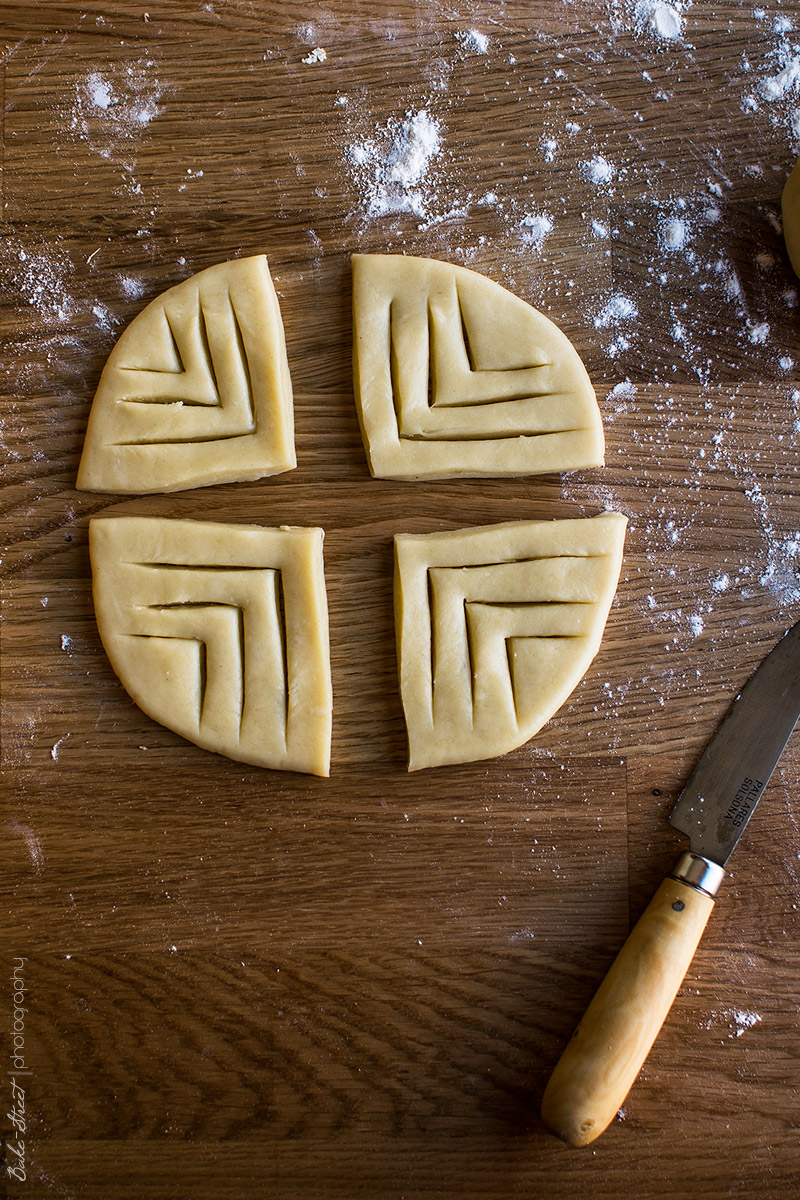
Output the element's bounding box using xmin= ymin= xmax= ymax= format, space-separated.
xmin=782 ymin=158 xmax=800 ymax=277
xmin=394 ymin=512 xmax=627 ymax=770
xmin=89 ymin=517 xmax=331 ymax=775
xmin=77 ymin=256 xmax=296 ymax=493
xmin=352 ymin=253 xmax=605 ymax=479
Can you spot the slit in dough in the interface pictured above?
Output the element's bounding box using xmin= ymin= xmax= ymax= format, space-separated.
xmin=89 ymin=516 xmax=332 ymax=776
xmin=394 ymin=512 xmax=627 ymax=770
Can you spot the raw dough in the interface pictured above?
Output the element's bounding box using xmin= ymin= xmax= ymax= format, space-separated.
xmin=89 ymin=517 xmax=332 ymax=775
xmin=394 ymin=512 xmax=627 ymax=770
xmin=782 ymin=158 xmax=800 ymax=277
xmin=352 ymin=253 xmax=605 ymax=479
xmin=77 ymin=256 xmax=295 ymax=493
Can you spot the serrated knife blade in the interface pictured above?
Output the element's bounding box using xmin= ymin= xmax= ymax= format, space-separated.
xmin=542 ymin=615 xmax=800 ymax=1148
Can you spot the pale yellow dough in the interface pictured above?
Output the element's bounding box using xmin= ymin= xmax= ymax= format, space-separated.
xmin=352 ymin=253 xmax=605 ymax=480
xmin=77 ymin=256 xmax=295 ymax=493
xmin=394 ymin=512 xmax=627 ymax=770
xmin=782 ymin=158 xmax=800 ymax=277
xmin=89 ymin=517 xmax=332 ymax=775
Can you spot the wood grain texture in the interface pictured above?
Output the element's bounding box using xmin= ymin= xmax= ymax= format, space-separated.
xmin=2 ymin=2 xmax=799 ymax=1197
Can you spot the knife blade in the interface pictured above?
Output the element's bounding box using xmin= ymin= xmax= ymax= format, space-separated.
xmin=540 ymin=616 xmax=800 ymax=1147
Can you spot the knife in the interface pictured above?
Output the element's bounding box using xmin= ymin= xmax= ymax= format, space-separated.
xmin=540 ymin=615 xmax=800 ymax=1147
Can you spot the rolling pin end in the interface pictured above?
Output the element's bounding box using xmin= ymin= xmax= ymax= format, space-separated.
xmin=540 ymin=1078 xmax=604 ymax=1148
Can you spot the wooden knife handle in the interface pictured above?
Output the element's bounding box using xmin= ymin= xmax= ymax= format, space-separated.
xmin=540 ymin=874 xmax=716 ymax=1147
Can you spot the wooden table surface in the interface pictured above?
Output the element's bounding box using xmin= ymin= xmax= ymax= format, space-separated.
xmin=2 ymin=2 xmax=800 ymax=1197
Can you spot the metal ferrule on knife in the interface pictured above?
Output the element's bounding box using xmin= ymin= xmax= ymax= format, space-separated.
xmin=668 ymin=851 xmax=726 ymax=898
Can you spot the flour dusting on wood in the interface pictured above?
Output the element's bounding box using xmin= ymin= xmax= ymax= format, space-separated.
xmin=68 ymin=57 xmax=164 ymax=165
xmin=1 ymin=5 xmax=799 ymax=765
xmin=345 ymin=107 xmax=444 ymax=219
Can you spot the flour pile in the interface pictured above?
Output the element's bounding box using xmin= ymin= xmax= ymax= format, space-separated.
xmin=346 ymin=108 xmax=443 ymax=219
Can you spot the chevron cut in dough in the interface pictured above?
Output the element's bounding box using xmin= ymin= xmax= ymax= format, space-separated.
xmin=352 ymin=254 xmax=604 ymax=479
xmin=89 ymin=517 xmax=332 ymax=775
xmin=77 ymin=256 xmax=295 ymax=493
xmin=394 ymin=512 xmax=627 ymax=770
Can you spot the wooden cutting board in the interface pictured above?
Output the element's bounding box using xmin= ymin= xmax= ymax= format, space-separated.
xmin=3 ymin=3 xmax=799 ymax=1197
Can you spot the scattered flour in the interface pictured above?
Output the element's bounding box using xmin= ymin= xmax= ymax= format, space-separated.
xmin=346 ymin=108 xmax=443 ymax=219
xmin=633 ymin=2 xmax=686 ymax=44
xmin=607 ymin=380 xmax=638 ymax=412
xmin=760 ymin=531 xmax=800 ymax=605
xmin=119 ymin=275 xmax=148 ymax=300
xmin=660 ymin=216 xmax=689 ymax=251
xmin=582 ymin=154 xmax=616 ymax=185
xmin=688 ymin=612 xmax=704 ymax=638
xmin=68 ymin=57 xmax=164 ymax=167
xmin=456 ymin=29 xmax=490 ymax=55
xmin=742 ymin=477 xmax=800 ymax=605
xmin=51 ymin=734 xmax=69 ymax=761
xmin=2 ymin=8 xmax=798 ymax=740
xmin=0 ymin=239 xmax=76 ymax=323
xmin=594 ymin=294 xmax=639 ymax=327
xmin=541 ymin=136 xmax=559 ymax=163
xmin=760 ymin=56 xmax=800 ymax=101
xmin=86 ymin=72 xmax=114 ymax=110
xmin=742 ymin=29 xmax=800 ymax=148
xmin=519 ymin=211 xmax=554 ymax=249
xmin=704 ymin=1008 xmax=763 ymax=1038
xmin=13 ymin=823 xmax=44 ymax=874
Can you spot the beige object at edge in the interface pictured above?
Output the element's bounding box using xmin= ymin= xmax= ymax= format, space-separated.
xmin=352 ymin=253 xmax=605 ymax=479
xmin=394 ymin=512 xmax=627 ymax=770
xmin=77 ymin=256 xmax=295 ymax=493
xmin=541 ymin=876 xmax=714 ymax=1146
xmin=782 ymin=157 xmax=800 ymax=277
xmin=89 ymin=517 xmax=332 ymax=776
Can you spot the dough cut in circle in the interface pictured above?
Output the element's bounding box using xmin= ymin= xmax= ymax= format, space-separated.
xmin=77 ymin=256 xmax=295 ymax=494
xmin=352 ymin=253 xmax=605 ymax=479
xmin=394 ymin=512 xmax=627 ymax=770
xmin=89 ymin=517 xmax=332 ymax=776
